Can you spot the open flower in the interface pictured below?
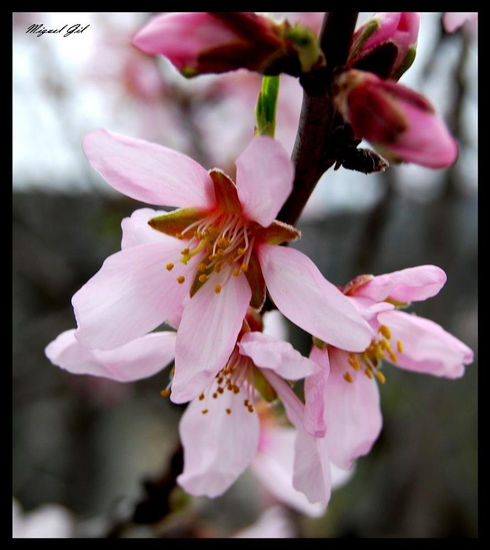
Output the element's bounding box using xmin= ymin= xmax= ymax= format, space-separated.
xmin=304 ymin=265 xmax=474 ymax=470
xmin=176 ymin=314 xmax=321 ymax=498
xmin=72 ymin=129 xmax=372 ymax=403
xmin=333 ymin=69 xmax=458 ymax=168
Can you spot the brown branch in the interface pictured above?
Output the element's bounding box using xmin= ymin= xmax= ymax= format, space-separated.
xmin=277 ymin=12 xmax=359 ymax=226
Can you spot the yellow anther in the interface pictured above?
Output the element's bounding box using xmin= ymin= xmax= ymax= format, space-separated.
xmin=160 ymin=389 xmax=170 ymax=397
xmin=232 ymin=267 xmax=241 ymax=277
xmin=348 ymin=353 xmax=361 ymax=370
xmin=232 ymin=385 xmax=240 ymax=394
xmin=364 ymin=368 xmax=373 ymax=379
xmin=214 ymin=261 xmax=223 ymax=273
xmin=166 ymin=263 xmax=174 ymax=271
xmin=198 ymin=393 xmax=205 ymax=401
xmin=214 ymin=285 xmax=222 ymax=294
xmin=199 ymin=274 xmax=208 ymax=283
xmin=180 ymin=247 xmax=190 ymax=256
xmin=397 ymin=340 xmax=403 ymax=353
xmin=217 ymin=387 xmax=224 ymax=394
xmin=217 ymin=237 xmax=230 ymax=248
xmin=240 ymin=263 xmax=249 ymax=272
xmin=212 ymin=392 xmax=218 ymax=399
xmin=375 ymin=370 xmax=386 ymax=384
xmin=175 ymin=232 xmax=183 ymax=239
xmin=378 ymin=324 xmax=392 ymax=340
xmin=177 ymin=275 xmax=185 ymax=284
xmin=237 ymin=247 xmax=246 ymax=255
xmin=198 ymin=262 xmax=207 ymax=273
xmin=374 ymin=343 xmax=386 ymax=360
xmin=226 ymin=408 xmax=231 ymax=415
xmin=201 ymin=409 xmax=208 ymax=415
xmin=343 ymin=371 xmax=354 ymax=383
xmin=247 ymin=405 xmax=254 ymax=413
xmin=244 ymin=399 xmax=249 ymax=407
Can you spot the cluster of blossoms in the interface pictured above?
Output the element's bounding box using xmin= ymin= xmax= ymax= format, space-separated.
xmin=46 ymin=12 xmax=473 ymax=516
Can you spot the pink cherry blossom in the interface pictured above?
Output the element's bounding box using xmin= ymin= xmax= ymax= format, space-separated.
xmin=334 ymin=69 xmax=459 ymax=168
xmin=176 ymin=322 xmax=321 ymax=498
xmin=304 ymin=265 xmax=474 ymax=470
xmin=72 ymin=129 xmax=372 ymax=402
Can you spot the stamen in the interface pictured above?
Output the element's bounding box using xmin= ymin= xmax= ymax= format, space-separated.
xmin=198 ymin=393 xmax=205 ymax=401
xmin=375 ymin=370 xmax=386 ymax=384
xmin=348 ymin=353 xmax=361 ymax=370
xmin=397 ymin=340 xmax=403 ymax=353
xmin=160 ymin=389 xmax=170 ymax=397
xmin=198 ymin=262 xmax=207 ymax=273
xmin=180 ymin=247 xmax=190 ymax=256
xmin=201 ymin=409 xmax=208 ymax=415
xmin=177 ymin=275 xmax=185 ymax=284
xmin=214 ymin=285 xmax=222 ymax=294
xmin=343 ymin=371 xmax=354 ymax=383
xmin=378 ymin=324 xmax=392 ymax=340
xmin=199 ymin=274 xmax=208 ymax=283
xmin=226 ymin=408 xmax=231 ymax=415
xmin=364 ymin=368 xmax=373 ymax=379
xmin=166 ymin=263 xmax=174 ymax=271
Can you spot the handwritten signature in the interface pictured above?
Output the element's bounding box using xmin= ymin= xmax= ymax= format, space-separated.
xmin=25 ymin=23 xmax=90 ymax=38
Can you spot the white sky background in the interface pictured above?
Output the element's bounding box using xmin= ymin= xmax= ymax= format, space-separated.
xmin=13 ymin=12 xmax=477 ymax=215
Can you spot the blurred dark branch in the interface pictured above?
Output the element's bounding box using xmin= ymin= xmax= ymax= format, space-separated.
xmin=277 ymin=12 xmax=359 ymax=226
xmin=106 ymin=442 xmax=185 ymax=537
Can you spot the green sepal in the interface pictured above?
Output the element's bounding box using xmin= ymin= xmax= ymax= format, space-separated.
xmin=253 ymin=366 xmax=277 ymax=402
xmin=285 ymin=23 xmax=325 ymax=72
xmin=349 ymin=18 xmax=380 ymax=60
xmin=392 ymin=45 xmax=417 ymax=81
xmin=209 ymin=169 xmax=242 ymax=214
xmin=255 ymin=75 xmax=280 ymax=138
xmin=148 ymin=208 xmax=207 ymax=239
xmin=254 ymin=220 xmax=300 ymax=245
xmin=244 ymin=252 xmax=267 ymax=310
xmin=181 ymin=66 xmax=198 ymax=78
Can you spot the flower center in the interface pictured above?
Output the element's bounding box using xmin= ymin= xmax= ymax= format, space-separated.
xmin=343 ymin=324 xmax=403 ymax=384
xmin=168 ymin=212 xmax=255 ymax=292
xmin=197 ymin=347 xmax=257 ymax=415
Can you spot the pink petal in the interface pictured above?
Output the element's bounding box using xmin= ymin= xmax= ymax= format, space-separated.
xmin=235 ymin=137 xmax=294 ymax=227
xmin=83 ymin=128 xmax=215 ymax=209
xmin=293 ymin=427 xmax=332 ymax=506
xmin=171 ymin=268 xmax=252 ymax=404
xmin=303 ymin=345 xmax=329 ymax=438
xmin=348 ymin=295 xmax=395 ymax=322
xmin=73 ymin=241 xmax=200 ymax=350
xmin=121 ymin=208 xmax=169 ymax=249
xmin=45 ymin=329 xmax=176 ymax=382
xmin=251 ymin=425 xmax=326 ymax=517
xmin=262 ymin=370 xmax=332 ymax=505
xmin=354 ymin=265 xmax=447 ymax=303
xmin=322 ymin=348 xmax=383 ymax=470
xmin=238 ymin=332 xmax=320 ymax=380
xmin=132 ymin=12 xmax=239 ymax=70
xmin=258 ymin=244 xmax=373 ymax=351
xmin=177 ymin=384 xmax=260 ymax=497
xmin=377 ymin=310 xmax=473 ymax=378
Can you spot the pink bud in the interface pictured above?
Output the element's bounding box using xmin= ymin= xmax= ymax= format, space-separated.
xmin=334 ymin=70 xmax=458 ymax=169
xmin=349 ymin=12 xmax=420 ymax=80
xmin=132 ymin=12 xmax=308 ymax=77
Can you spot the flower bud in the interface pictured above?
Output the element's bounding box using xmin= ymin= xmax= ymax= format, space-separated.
xmin=348 ymin=12 xmax=420 ymax=80
xmin=334 ymin=69 xmax=458 ymax=169
xmin=132 ymin=12 xmax=324 ymax=78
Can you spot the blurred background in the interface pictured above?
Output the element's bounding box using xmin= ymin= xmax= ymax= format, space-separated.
xmin=13 ymin=12 xmax=477 ymax=538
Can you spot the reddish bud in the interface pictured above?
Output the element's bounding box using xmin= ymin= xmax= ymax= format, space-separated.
xmin=132 ymin=12 xmax=324 ymax=77
xmin=348 ymin=12 xmax=420 ymax=80
xmin=334 ymin=70 xmax=458 ymax=169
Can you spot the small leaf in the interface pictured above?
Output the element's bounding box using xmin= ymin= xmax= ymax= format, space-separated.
xmin=254 ymin=220 xmax=300 ymax=245
xmin=209 ymin=169 xmax=242 ymax=214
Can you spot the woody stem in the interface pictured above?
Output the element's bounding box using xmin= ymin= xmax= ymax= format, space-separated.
xmin=277 ymin=12 xmax=359 ymax=226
